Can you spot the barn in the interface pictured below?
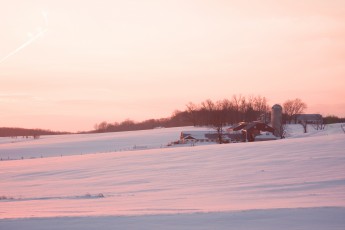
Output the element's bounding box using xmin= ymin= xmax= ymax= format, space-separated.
xmin=229 ymin=121 xmax=276 ymax=142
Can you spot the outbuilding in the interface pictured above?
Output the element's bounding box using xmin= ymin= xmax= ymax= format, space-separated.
xmin=229 ymin=121 xmax=275 ymax=142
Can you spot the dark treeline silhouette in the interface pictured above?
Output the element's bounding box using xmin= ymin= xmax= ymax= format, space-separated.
xmin=92 ymin=110 xmax=191 ymax=133
xmin=2 ymin=96 xmax=343 ymax=137
xmin=323 ymin=115 xmax=345 ymax=124
xmin=0 ymin=127 xmax=70 ymax=138
xmin=185 ymin=95 xmax=270 ymax=127
xmin=92 ymin=93 xmax=344 ymax=137
xmin=93 ymin=95 xmax=271 ymax=134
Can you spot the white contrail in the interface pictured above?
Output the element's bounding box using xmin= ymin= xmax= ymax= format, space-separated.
xmin=42 ymin=11 xmax=49 ymax=26
xmin=0 ymin=11 xmax=48 ymax=65
xmin=0 ymin=28 xmax=47 ymax=64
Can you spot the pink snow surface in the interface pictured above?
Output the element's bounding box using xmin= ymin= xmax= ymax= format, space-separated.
xmin=1 ymin=124 xmax=345 ymax=219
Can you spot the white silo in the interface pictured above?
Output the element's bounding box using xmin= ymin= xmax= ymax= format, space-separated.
xmin=271 ymin=104 xmax=283 ymax=137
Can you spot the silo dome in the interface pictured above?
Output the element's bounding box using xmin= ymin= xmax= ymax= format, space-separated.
xmin=272 ymin=104 xmax=282 ymax=110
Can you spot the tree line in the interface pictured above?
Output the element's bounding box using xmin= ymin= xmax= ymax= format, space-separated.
xmin=92 ymin=110 xmax=191 ymax=133
xmin=93 ymin=95 xmax=310 ymax=134
xmin=184 ymin=95 xmax=270 ymax=127
xmin=93 ymin=95 xmax=344 ymax=136
xmin=322 ymin=115 xmax=345 ymax=124
xmin=0 ymin=127 xmax=70 ymax=138
xmin=1 ymin=95 xmax=343 ymax=137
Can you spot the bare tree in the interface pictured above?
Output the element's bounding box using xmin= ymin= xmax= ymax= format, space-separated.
xmin=300 ymin=120 xmax=308 ymax=133
xmin=231 ymin=94 xmax=245 ymax=122
xmin=214 ymin=100 xmax=230 ymax=143
xmin=283 ymin=98 xmax=307 ymax=123
xmin=201 ymin=99 xmax=216 ymax=125
xmin=253 ymin=96 xmax=270 ymax=123
xmin=197 ymin=99 xmax=229 ymax=144
xmin=95 ymin=121 xmax=108 ymax=132
xmin=201 ymin=99 xmax=215 ymax=111
xmin=186 ymin=102 xmax=199 ymax=126
xmin=312 ymin=121 xmax=326 ymax=131
xmin=231 ymin=95 xmax=242 ymax=111
xmin=253 ymin=96 xmax=269 ymax=114
xmin=221 ymin=98 xmax=236 ymax=124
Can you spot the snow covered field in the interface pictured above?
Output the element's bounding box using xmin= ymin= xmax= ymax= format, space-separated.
xmin=0 ymin=126 xmax=208 ymax=160
xmin=1 ymin=124 xmax=345 ymax=229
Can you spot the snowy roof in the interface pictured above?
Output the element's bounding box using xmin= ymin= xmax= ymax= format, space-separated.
xmin=181 ymin=131 xmax=239 ymax=140
xmin=295 ymin=114 xmax=323 ymax=121
xmin=181 ymin=131 xmax=218 ymax=140
xmin=231 ymin=121 xmax=274 ymax=133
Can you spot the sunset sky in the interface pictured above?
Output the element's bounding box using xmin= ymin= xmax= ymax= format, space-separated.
xmin=1 ymin=0 xmax=344 ymax=132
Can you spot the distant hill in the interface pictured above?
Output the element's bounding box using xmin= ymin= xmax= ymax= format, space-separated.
xmin=0 ymin=127 xmax=70 ymax=137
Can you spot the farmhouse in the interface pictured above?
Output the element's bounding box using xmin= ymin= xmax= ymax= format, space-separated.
xmin=292 ymin=114 xmax=323 ymax=124
xmin=180 ymin=131 xmax=242 ymax=144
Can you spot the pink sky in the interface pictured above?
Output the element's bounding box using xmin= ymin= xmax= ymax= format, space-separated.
xmin=1 ymin=0 xmax=345 ymax=132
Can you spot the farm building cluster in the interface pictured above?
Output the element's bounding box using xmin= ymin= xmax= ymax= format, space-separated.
xmin=178 ymin=104 xmax=323 ymax=144
xmin=179 ymin=121 xmax=277 ymax=144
